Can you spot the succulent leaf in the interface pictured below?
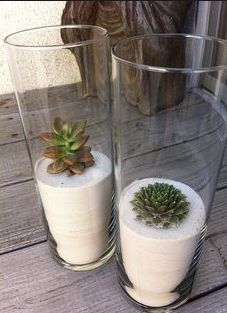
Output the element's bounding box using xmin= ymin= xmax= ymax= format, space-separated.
xmin=39 ymin=132 xmax=55 ymax=144
xmin=63 ymin=121 xmax=72 ymax=135
xmin=39 ymin=117 xmax=94 ymax=175
xmin=43 ymin=146 xmax=64 ymax=159
xmin=47 ymin=160 xmax=68 ymax=174
xmin=74 ymin=147 xmax=94 ymax=162
xmin=64 ymin=156 xmax=78 ymax=166
xmin=131 ymin=183 xmax=189 ymax=229
xmin=72 ymin=119 xmax=86 ymax=137
xmin=84 ymin=160 xmax=95 ymax=168
xmin=69 ymin=163 xmax=84 ymax=175
xmin=70 ymin=135 xmax=89 ymax=150
xmin=52 ymin=117 xmax=62 ymax=135
xmin=52 ymin=135 xmax=67 ymax=146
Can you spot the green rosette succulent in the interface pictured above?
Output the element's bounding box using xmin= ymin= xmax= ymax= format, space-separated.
xmin=131 ymin=182 xmax=189 ymax=228
xmin=39 ymin=117 xmax=94 ymax=175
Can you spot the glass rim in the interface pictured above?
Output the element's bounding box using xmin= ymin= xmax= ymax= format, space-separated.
xmin=112 ymin=33 xmax=227 ymax=74
xmin=4 ymin=24 xmax=108 ymax=50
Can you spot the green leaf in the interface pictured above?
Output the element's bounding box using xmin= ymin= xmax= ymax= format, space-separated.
xmin=70 ymin=135 xmax=89 ymax=150
xmin=39 ymin=117 xmax=93 ymax=175
xmin=52 ymin=135 xmax=67 ymax=146
xmin=130 ymin=182 xmax=189 ymax=229
xmin=52 ymin=117 xmax=62 ymax=135
xmin=63 ymin=121 xmax=72 ymax=135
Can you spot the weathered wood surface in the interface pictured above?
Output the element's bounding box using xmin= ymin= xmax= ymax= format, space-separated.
xmin=1 ymin=139 xmax=226 ymax=189
xmin=0 ymin=233 xmax=226 ymax=313
xmin=176 ymin=287 xmax=227 ymax=313
xmin=218 ymin=155 xmax=227 ymax=188
xmin=0 ymin=93 xmax=18 ymax=115
xmin=0 ymin=141 xmax=32 ymax=188
xmin=0 ymin=87 xmax=227 ymax=312
xmin=0 ymin=188 xmax=226 ymax=308
xmin=0 ymin=181 xmax=46 ymax=255
xmin=1 ymin=89 xmax=227 ymax=189
xmin=191 ymin=188 xmax=227 ymax=296
xmin=123 ymin=130 xmax=224 ymax=192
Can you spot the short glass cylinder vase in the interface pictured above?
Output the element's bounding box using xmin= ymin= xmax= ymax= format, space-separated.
xmin=5 ymin=25 xmax=115 ymax=271
xmin=112 ymin=34 xmax=227 ymax=311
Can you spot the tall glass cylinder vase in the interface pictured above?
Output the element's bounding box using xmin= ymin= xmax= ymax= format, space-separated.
xmin=5 ymin=25 xmax=115 ymax=271
xmin=112 ymin=34 xmax=227 ymax=311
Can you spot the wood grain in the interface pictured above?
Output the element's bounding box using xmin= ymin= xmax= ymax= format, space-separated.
xmin=0 ymin=138 xmax=226 ymax=190
xmin=1 ymin=89 xmax=227 ymax=188
xmin=191 ymin=188 xmax=227 ymax=296
xmin=218 ymin=149 xmax=227 ymax=188
xmin=0 ymin=186 xmax=226 ymax=284
xmin=0 ymin=243 xmax=137 ymax=313
xmin=0 ymin=87 xmax=227 ymax=311
xmin=120 ymin=91 xmax=224 ymax=160
xmin=1 ymin=134 xmax=226 ymax=190
xmin=0 ymin=88 xmax=227 ymax=255
xmin=0 ymin=112 xmax=24 ymax=145
xmin=0 ymin=141 xmax=31 ymax=188
xmin=123 ymin=130 xmax=225 ymax=193
xmin=0 ymin=234 xmax=226 ymax=313
xmin=0 ymin=93 xmax=17 ymax=115
xmin=176 ymin=287 xmax=227 ymax=313
xmin=0 ymin=181 xmax=46 ymax=254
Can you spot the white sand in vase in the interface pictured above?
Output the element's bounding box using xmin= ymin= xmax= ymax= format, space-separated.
xmin=119 ymin=178 xmax=206 ymax=307
xmin=36 ymin=151 xmax=112 ymax=265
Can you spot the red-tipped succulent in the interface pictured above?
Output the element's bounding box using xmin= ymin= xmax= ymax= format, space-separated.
xmin=39 ymin=117 xmax=94 ymax=175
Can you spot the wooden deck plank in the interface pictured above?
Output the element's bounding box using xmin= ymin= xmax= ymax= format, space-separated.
xmin=218 ymin=149 xmax=227 ymax=188
xmin=0 ymin=181 xmax=45 ymax=254
xmin=0 ymin=186 xmax=226 ymax=289
xmin=1 ymin=133 xmax=226 ymax=190
xmin=176 ymin=287 xmax=227 ymax=313
xmin=0 ymin=93 xmax=17 ymax=116
xmin=191 ymin=187 xmax=227 ymax=296
xmin=0 ymin=144 xmax=226 ymax=255
xmin=0 ymin=86 xmax=227 ymax=310
xmin=120 ymin=92 xmax=224 ymax=160
xmin=0 ymin=141 xmax=31 ymax=188
xmin=0 ymin=110 xmax=226 ymax=255
xmin=0 ymin=112 xmax=24 ymax=145
xmin=0 ymin=236 xmax=226 ymax=313
xmin=0 ymin=89 xmax=222 ymax=151
xmin=0 ymin=92 xmax=226 ymax=189
xmin=0 ymin=88 xmax=226 ymax=261
xmin=0 ymin=243 xmax=136 ymax=313
xmin=123 ymin=130 xmax=225 ymax=193
xmin=0 ymin=138 xmax=226 ymax=190
xmin=0 ymin=138 xmax=226 ymax=192
xmin=207 ymin=187 xmax=227 ymax=237
xmin=191 ymin=239 xmax=227 ymax=297
xmin=0 ymin=133 xmax=227 ymax=251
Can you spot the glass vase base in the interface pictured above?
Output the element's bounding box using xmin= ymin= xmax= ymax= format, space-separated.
xmin=118 ymin=281 xmax=190 ymax=313
xmin=49 ymin=237 xmax=116 ymax=271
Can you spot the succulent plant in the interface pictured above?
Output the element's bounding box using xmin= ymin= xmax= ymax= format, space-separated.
xmin=131 ymin=183 xmax=189 ymax=228
xmin=39 ymin=117 xmax=94 ymax=175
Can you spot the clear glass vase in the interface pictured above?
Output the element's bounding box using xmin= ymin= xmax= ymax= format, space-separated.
xmin=112 ymin=34 xmax=227 ymax=311
xmin=5 ymin=25 xmax=115 ymax=271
